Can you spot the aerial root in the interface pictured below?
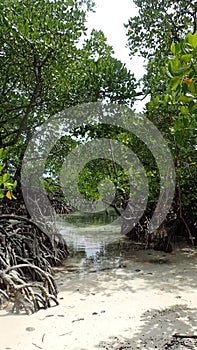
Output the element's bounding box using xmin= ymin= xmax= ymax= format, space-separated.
xmin=0 ymin=215 xmax=68 ymax=314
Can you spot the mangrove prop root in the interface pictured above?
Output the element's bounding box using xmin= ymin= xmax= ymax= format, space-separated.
xmin=0 ymin=215 xmax=68 ymax=314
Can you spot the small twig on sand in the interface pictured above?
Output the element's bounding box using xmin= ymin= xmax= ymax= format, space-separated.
xmin=173 ymin=333 xmax=197 ymax=339
xmin=32 ymin=343 xmax=43 ymax=349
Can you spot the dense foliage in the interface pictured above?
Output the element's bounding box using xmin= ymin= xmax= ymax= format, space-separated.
xmin=0 ymin=0 xmax=196 ymax=243
xmin=126 ymin=0 xmax=197 ymax=239
xmin=0 ymin=0 xmax=136 ymax=190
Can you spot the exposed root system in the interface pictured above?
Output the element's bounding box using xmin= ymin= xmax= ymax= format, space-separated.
xmin=0 ymin=215 xmax=69 ymax=314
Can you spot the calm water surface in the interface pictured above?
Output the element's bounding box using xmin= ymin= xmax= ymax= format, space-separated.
xmin=55 ymin=211 xmax=197 ymax=288
xmin=58 ymin=210 xmax=138 ymax=275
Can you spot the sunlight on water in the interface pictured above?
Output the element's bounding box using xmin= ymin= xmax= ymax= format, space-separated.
xmin=54 ymin=209 xmax=136 ymax=278
xmin=59 ymin=210 xmax=122 ymax=259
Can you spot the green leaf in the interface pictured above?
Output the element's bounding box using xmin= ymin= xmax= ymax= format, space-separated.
xmin=0 ymin=163 xmax=5 ymax=173
xmin=179 ymin=95 xmax=194 ymax=103
xmin=180 ymin=106 xmax=189 ymax=115
xmin=13 ymin=180 xmax=17 ymax=188
xmin=187 ymin=32 xmax=197 ymax=49
xmin=169 ymin=76 xmax=181 ymax=91
xmin=171 ymin=42 xmax=176 ymax=55
xmin=4 ymin=182 xmax=14 ymax=189
xmin=3 ymin=173 xmax=10 ymax=182
xmin=164 ymin=94 xmax=169 ymax=102
xmin=0 ymin=148 xmax=6 ymax=160
xmin=180 ymin=54 xmax=193 ymax=63
xmin=168 ymin=61 xmax=174 ymax=76
xmin=0 ymin=190 xmax=5 ymax=199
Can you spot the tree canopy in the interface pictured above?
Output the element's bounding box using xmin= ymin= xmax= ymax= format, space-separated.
xmin=0 ymin=0 xmax=136 ymax=186
xmin=0 ymin=0 xmax=196 ymax=242
xmin=0 ymin=0 xmax=197 ymax=315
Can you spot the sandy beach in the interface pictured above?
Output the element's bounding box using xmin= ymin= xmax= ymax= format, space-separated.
xmin=0 ymin=246 xmax=196 ymax=350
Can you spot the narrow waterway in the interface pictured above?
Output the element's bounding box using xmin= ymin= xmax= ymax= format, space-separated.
xmin=58 ymin=210 xmax=126 ymax=275
xmin=55 ymin=211 xmax=197 ymax=285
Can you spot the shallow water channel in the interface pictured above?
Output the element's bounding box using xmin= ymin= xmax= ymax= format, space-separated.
xmin=56 ymin=211 xmax=175 ymax=281
xmin=58 ymin=210 xmax=125 ymax=274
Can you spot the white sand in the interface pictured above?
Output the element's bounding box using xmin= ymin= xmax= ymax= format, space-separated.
xmin=0 ymin=247 xmax=196 ymax=350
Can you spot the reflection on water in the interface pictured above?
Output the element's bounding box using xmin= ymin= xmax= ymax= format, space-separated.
xmin=55 ymin=211 xmax=197 ymax=291
xmin=64 ymin=210 xmax=120 ymax=227
xmin=58 ymin=210 xmax=142 ymax=275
